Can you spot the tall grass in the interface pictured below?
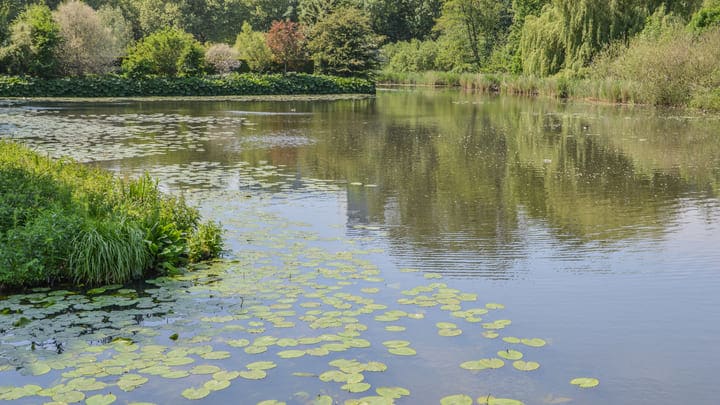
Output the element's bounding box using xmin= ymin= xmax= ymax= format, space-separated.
xmin=0 ymin=141 xmax=224 ymax=291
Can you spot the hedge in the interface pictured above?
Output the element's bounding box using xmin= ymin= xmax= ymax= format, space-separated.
xmin=0 ymin=73 xmax=375 ymax=98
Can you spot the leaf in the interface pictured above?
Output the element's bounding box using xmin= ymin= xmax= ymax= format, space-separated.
xmin=440 ymin=394 xmax=473 ymax=405
xmin=204 ymin=379 xmax=231 ymax=391
xmin=521 ymin=338 xmax=547 ymax=348
xmin=239 ymin=369 xmax=267 ymax=380
xmin=570 ymin=377 xmax=599 ymax=388
xmin=277 ymin=350 xmax=305 ymax=359
xmin=460 ymin=358 xmax=505 ymax=370
xmin=513 ymin=361 xmax=540 ymax=371
xmin=477 ymin=395 xmax=524 ymax=405
xmin=497 ymin=349 xmax=523 ymax=360
xmin=246 ymin=361 xmax=277 ymax=370
xmin=375 ymin=386 xmax=410 ymax=398
xmin=388 ymin=347 xmax=416 ymax=356
xmin=341 ymin=382 xmax=371 ymax=393
xmin=190 ymin=365 xmax=222 ymax=375
xmin=182 ymin=387 xmax=210 ymax=400
xmin=86 ymin=394 xmax=117 ymax=405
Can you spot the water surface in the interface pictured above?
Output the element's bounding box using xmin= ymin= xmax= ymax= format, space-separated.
xmin=1 ymin=89 xmax=719 ymax=404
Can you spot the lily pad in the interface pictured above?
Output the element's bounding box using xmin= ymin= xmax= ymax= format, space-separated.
xmin=438 ymin=328 xmax=462 ymax=337
xmin=278 ymin=350 xmax=306 ymax=359
xmin=117 ymin=374 xmax=148 ymax=392
xmin=521 ymin=338 xmax=547 ymax=348
xmin=239 ymin=369 xmax=267 ymax=380
xmin=460 ymin=358 xmax=505 ymax=370
xmin=512 ymin=361 xmax=540 ymax=371
xmin=246 ymin=361 xmax=277 ymax=370
xmin=86 ymin=394 xmax=117 ymax=405
xmin=375 ymin=386 xmax=410 ymax=398
xmin=570 ymin=377 xmax=599 ymax=388
xmin=52 ymin=390 xmax=85 ymax=403
xmin=477 ymin=395 xmax=524 ymax=405
xmin=497 ymin=350 xmax=523 ymax=360
xmin=440 ymin=394 xmax=473 ymax=405
xmin=190 ymin=365 xmax=222 ymax=375
xmin=182 ymin=387 xmax=211 ymax=400
xmin=342 ymin=382 xmax=371 ymax=393
xmin=204 ymin=379 xmax=231 ymax=391
xmin=388 ymin=347 xmax=416 ymax=356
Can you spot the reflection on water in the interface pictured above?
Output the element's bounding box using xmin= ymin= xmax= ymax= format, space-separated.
xmin=1 ymin=90 xmax=719 ymax=404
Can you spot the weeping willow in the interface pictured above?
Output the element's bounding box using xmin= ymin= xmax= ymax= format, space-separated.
xmin=520 ymin=0 xmax=652 ymax=76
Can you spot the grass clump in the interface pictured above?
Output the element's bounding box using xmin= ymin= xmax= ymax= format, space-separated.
xmin=0 ymin=141 xmax=223 ymax=291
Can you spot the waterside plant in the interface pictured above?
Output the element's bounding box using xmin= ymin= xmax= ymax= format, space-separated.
xmin=0 ymin=141 xmax=223 ymax=290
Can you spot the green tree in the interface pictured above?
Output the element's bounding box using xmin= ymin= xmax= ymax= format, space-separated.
xmin=0 ymin=3 xmax=62 ymax=77
xmin=436 ymin=0 xmax=512 ymax=68
xmin=307 ymin=7 xmax=381 ymax=76
xmin=121 ymin=27 xmax=205 ymax=77
xmin=234 ymin=21 xmax=273 ymax=72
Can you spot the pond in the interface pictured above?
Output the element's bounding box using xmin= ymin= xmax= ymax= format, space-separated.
xmin=1 ymin=89 xmax=719 ymax=405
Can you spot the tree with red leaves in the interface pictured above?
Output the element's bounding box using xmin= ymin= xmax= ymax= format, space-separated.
xmin=266 ymin=20 xmax=306 ymax=73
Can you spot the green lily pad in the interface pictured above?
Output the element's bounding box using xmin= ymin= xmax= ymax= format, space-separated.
xmin=117 ymin=374 xmax=148 ymax=392
xmin=512 ymin=361 xmax=540 ymax=371
xmin=204 ymin=379 xmax=231 ymax=391
xmin=521 ymin=338 xmax=547 ymax=348
xmin=213 ymin=371 xmax=240 ymax=381
xmin=477 ymin=395 xmax=524 ymax=405
xmin=375 ymin=386 xmax=410 ymax=398
xmin=246 ymin=361 xmax=277 ymax=370
xmin=182 ymin=387 xmax=210 ymax=400
xmin=342 ymin=382 xmax=371 ymax=393
xmin=502 ymin=337 xmax=520 ymax=344
xmin=227 ymin=339 xmax=250 ymax=347
xmin=485 ymin=303 xmax=505 ymax=309
xmin=436 ymin=322 xmax=457 ymax=329
xmin=482 ymin=331 xmax=499 ymax=339
xmin=312 ymin=395 xmax=333 ymax=405
xmin=364 ymin=361 xmax=388 ymax=372
xmin=438 ymin=328 xmax=462 ymax=337
xmin=28 ymin=362 xmax=52 ymax=376
xmin=52 ymin=390 xmax=85 ymax=403
xmin=201 ymin=351 xmax=231 ymax=360
xmin=245 ymin=345 xmax=268 ymax=354
xmin=388 ymin=347 xmax=416 ymax=356
xmin=570 ymin=377 xmax=599 ymax=388
xmin=382 ymin=340 xmax=410 ymax=348
xmin=239 ymin=369 xmax=267 ymax=380
xmin=278 ymin=350 xmax=306 ymax=359
xmin=497 ymin=350 xmax=523 ymax=360
xmin=257 ymin=400 xmax=286 ymax=405
xmin=86 ymin=393 xmax=117 ymax=405
xmin=385 ymin=325 xmax=406 ymax=332
xmin=160 ymin=370 xmax=190 ymax=379
xmin=440 ymin=394 xmax=473 ymax=405
xmin=460 ymin=358 xmax=505 ymax=370
xmin=190 ymin=365 xmax=222 ymax=375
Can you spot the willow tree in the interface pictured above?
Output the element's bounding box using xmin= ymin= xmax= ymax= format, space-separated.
xmin=520 ymin=0 xmax=651 ymax=76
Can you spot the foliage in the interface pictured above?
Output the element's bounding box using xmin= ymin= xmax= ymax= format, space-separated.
xmin=0 ymin=73 xmax=375 ymax=97
xmin=122 ymin=27 xmax=205 ymax=78
xmin=436 ymin=0 xmax=512 ymax=68
xmin=54 ymin=0 xmax=126 ymax=76
xmin=0 ymin=141 xmax=224 ymax=290
xmin=0 ymin=3 xmax=62 ymax=78
xmin=205 ymin=43 xmax=240 ymax=74
xmin=266 ymin=20 xmax=306 ymax=73
xmin=188 ymin=221 xmax=224 ymax=262
xmin=688 ymin=0 xmax=720 ymax=32
xmin=381 ymin=39 xmax=440 ymax=73
xmin=307 ymin=7 xmax=381 ymax=77
xmin=234 ymin=22 xmax=274 ymax=72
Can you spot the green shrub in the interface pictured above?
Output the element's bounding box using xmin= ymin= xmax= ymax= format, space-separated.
xmin=0 ymin=141 xmax=224 ymax=291
xmin=122 ymin=27 xmax=206 ymax=78
xmin=0 ymin=4 xmax=62 ymax=78
xmin=0 ymin=73 xmax=375 ymax=97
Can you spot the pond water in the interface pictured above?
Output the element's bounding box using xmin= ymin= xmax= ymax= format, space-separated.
xmin=1 ymin=89 xmax=719 ymax=405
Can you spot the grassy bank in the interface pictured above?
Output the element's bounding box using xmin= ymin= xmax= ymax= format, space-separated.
xmin=0 ymin=142 xmax=223 ymax=291
xmin=377 ymin=70 xmax=720 ymax=111
xmin=0 ymin=73 xmax=375 ymax=98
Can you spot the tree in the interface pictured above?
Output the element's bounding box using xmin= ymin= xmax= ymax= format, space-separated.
xmin=54 ymin=1 xmax=128 ymax=76
xmin=307 ymin=7 xmax=382 ymax=77
xmin=234 ymin=22 xmax=273 ymax=72
xmin=266 ymin=20 xmax=305 ymax=73
xmin=122 ymin=27 xmax=205 ymax=77
xmin=205 ymin=43 xmax=240 ymax=74
xmin=0 ymin=3 xmax=62 ymax=77
xmin=435 ymin=0 xmax=512 ymax=68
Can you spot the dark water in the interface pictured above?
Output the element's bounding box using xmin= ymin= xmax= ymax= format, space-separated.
xmin=1 ymin=89 xmax=719 ymax=404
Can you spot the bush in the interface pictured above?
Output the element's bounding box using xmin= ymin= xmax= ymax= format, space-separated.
xmin=381 ymin=39 xmax=440 ymax=73
xmin=266 ymin=20 xmax=306 ymax=73
xmin=122 ymin=27 xmax=206 ymax=78
xmin=0 ymin=141 xmax=224 ymax=290
xmin=205 ymin=43 xmax=241 ymax=74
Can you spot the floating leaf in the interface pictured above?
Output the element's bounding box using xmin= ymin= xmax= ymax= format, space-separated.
xmin=438 ymin=328 xmax=462 ymax=337
xmin=213 ymin=371 xmax=240 ymax=381
xmin=521 ymin=338 xmax=547 ymax=348
xmin=182 ymin=387 xmax=210 ymax=400
xmin=385 ymin=325 xmax=406 ymax=332
xmin=497 ymin=350 xmax=523 ymax=360
xmin=485 ymin=303 xmax=505 ymax=310
xmin=190 ymin=365 xmax=222 ymax=375
xmin=86 ymin=394 xmax=117 ymax=405
xmin=440 ymin=394 xmax=473 ymax=405
xmin=52 ymin=390 xmax=85 ymax=403
xmin=257 ymin=400 xmax=286 ymax=405
xmin=482 ymin=331 xmax=499 ymax=339
xmin=382 ymin=340 xmax=410 ymax=348
xmin=436 ymin=322 xmax=457 ymax=329
xmin=201 ymin=351 xmax=231 ymax=360
xmin=460 ymin=358 xmax=505 ymax=370
xmin=239 ymin=369 xmax=267 ymax=380
xmin=477 ymin=395 xmax=524 ymax=405
xmin=570 ymin=378 xmax=599 ymax=388
xmin=278 ymin=350 xmax=305 ymax=359
xmin=364 ymin=362 xmax=388 ymax=372
xmin=342 ymin=382 xmax=371 ymax=393
xmin=312 ymin=395 xmax=333 ymax=405
xmin=28 ymin=362 xmax=52 ymax=376
xmin=512 ymin=361 xmax=540 ymax=371
xmin=388 ymin=347 xmax=416 ymax=356
xmin=376 ymin=387 xmax=410 ymax=398
xmin=204 ymin=379 xmax=231 ymax=391
xmin=502 ymin=337 xmax=521 ymax=344
xmin=117 ymin=374 xmax=148 ymax=392
xmin=227 ymin=339 xmax=250 ymax=347
xmin=246 ymin=361 xmax=277 ymax=370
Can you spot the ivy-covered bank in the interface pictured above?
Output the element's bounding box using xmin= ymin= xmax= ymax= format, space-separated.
xmin=0 ymin=73 xmax=375 ymax=98
xmin=0 ymin=142 xmax=223 ymax=291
